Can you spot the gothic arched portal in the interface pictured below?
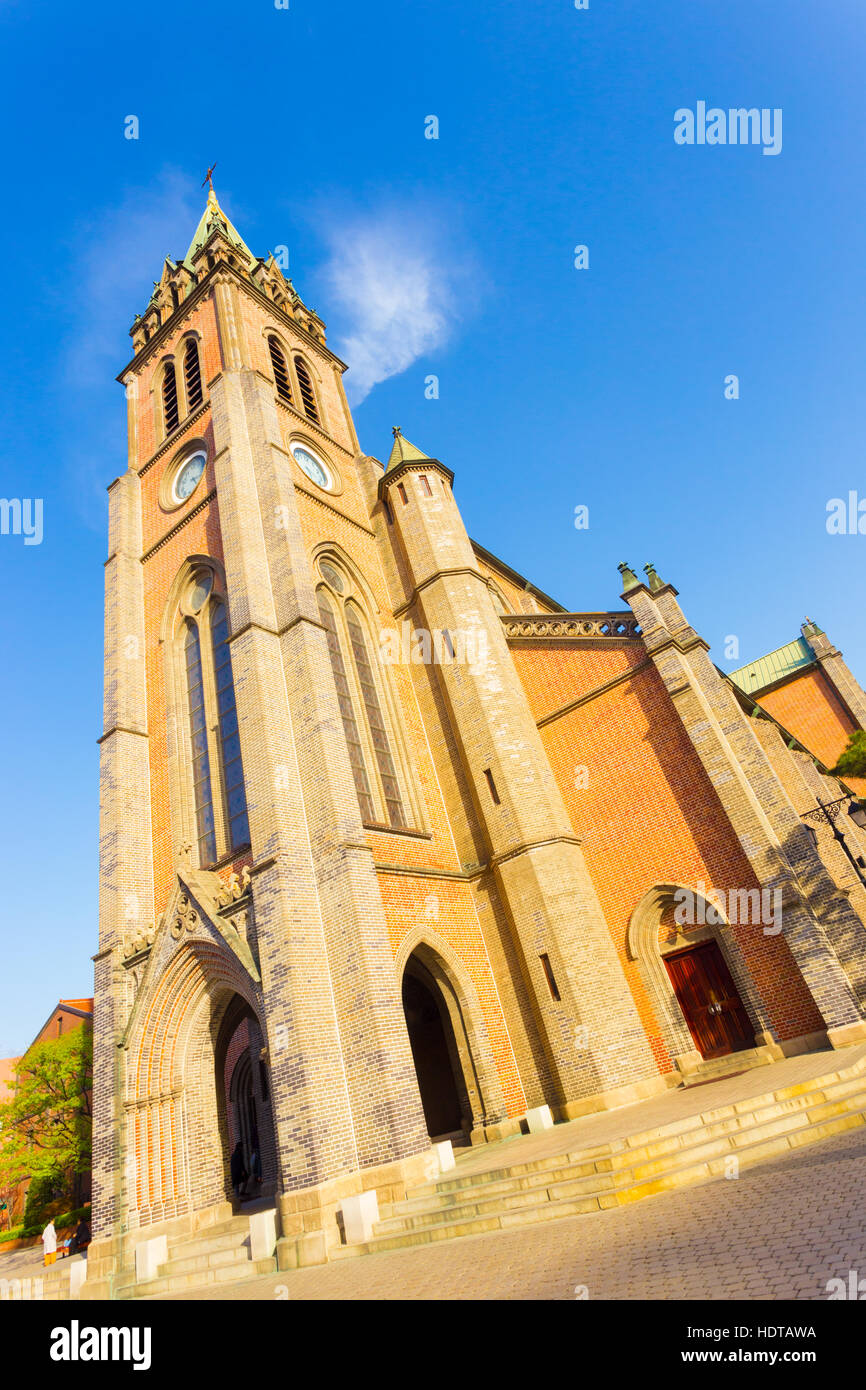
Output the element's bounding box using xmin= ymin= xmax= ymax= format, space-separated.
xmin=401 ymin=950 xmax=489 ymax=1144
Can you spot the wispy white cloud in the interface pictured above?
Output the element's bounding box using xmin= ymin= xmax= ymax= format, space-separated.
xmin=64 ymin=167 xmax=203 ymax=388
xmin=314 ymin=203 xmax=480 ymax=405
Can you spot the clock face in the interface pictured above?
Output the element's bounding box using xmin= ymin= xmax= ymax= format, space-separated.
xmin=291 ymin=444 xmax=330 ymax=489
xmin=174 ymin=452 xmax=206 ymax=502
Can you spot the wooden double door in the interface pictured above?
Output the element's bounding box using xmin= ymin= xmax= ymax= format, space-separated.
xmin=664 ymin=940 xmax=755 ymax=1059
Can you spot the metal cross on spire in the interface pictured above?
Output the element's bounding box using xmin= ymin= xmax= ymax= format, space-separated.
xmin=202 ymin=162 xmax=218 ymax=192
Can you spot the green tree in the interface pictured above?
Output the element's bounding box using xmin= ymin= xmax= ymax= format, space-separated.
xmin=0 ymin=1028 xmax=92 ymax=1212
xmin=833 ymin=730 xmax=866 ymax=780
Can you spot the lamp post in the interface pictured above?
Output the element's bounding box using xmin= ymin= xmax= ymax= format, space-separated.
xmin=802 ymin=796 xmax=866 ymax=891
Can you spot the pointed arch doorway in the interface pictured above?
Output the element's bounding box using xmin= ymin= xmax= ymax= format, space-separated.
xmin=215 ymin=996 xmax=277 ymax=1205
xmin=402 ymin=954 xmax=475 ymax=1145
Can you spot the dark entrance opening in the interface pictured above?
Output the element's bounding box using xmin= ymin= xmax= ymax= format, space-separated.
xmin=402 ymin=964 xmax=468 ymax=1142
xmin=664 ymin=939 xmax=755 ymax=1060
xmin=215 ymin=996 xmax=277 ymax=1206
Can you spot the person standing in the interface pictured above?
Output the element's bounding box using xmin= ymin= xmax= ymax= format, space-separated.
xmin=42 ymin=1220 xmax=57 ymax=1267
xmin=229 ymin=1142 xmax=248 ymax=1201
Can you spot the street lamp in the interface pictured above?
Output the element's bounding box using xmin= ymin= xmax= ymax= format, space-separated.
xmin=802 ymin=796 xmax=866 ymax=891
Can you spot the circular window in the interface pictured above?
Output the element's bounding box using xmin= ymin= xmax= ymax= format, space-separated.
xmin=291 ymin=443 xmax=331 ymax=490
xmin=319 ymin=561 xmax=345 ymax=593
xmin=173 ymin=451 xmax=207 ymax=503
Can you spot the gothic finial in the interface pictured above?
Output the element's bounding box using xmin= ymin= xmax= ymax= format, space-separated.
xmin=392 ymin=425 xmax=402 ymax=438
xmin=644 ymin=562 xmax=664 ymax=593
xmin=202 ymin=162 xmax=218 ymax=193
xmin=618 ymin=562 xmax=639 ymax=593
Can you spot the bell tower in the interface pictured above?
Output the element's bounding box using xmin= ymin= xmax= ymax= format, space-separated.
xmin=89 ymin=187 xmax=434 ymax=1292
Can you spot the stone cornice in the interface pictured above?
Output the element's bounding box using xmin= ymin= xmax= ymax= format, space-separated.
xmin=537 ymin=658 xmax=655 ymax=729
xmin=391 ymin=567 xmax=491 ymax=620
xmin=292 ymin=479 xmax=376 ymax=539
xmin=97 ymin=724 xmax=149 ymax=745
xmin=139 ymin=401 xmax=212 ymax=477
xmin=275 ymin=396 xmax=355 ymax=465
xmin=377 ymin=456 xmax=454 ymax=501
xmin=374 ymin=860 xmax=489 ymax=882
xmin=140 ymin=489 xmax=217 ymax=564
xmin=492 ymin=835 xmax=584 ymax=867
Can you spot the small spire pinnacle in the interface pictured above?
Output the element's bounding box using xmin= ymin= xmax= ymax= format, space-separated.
xmin=385 ymin=427 xmax=431 ymax=471
xmin=644 ymin=562 xmax=664 ymax=593
xmin=618 ymin=562 xmax=640 ymax=593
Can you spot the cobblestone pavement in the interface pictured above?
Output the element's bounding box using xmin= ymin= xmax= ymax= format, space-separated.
xmin=165 ymin=1127 xmax=866 ymax=1301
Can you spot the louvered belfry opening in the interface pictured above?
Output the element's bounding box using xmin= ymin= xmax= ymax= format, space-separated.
xmin=294 ymin=357 xmax=319 ymax=422
xmin=184 ymin=338 xmax=203 ymax=410
xmin=268 ymin=336 xmax=293 ymax=403
xmin=163 ymin=363 xmax=180 ymax=435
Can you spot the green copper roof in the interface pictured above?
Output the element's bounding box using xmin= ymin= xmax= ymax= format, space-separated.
xmin=183 ymin=189 xmax=256 ymax=272
xmin=385 ymin=427 xmax=431 ymax=471
xmin=729 ymin=637 xmax=816 ymax=695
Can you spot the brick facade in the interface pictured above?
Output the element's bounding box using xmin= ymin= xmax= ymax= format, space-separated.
xmin=87 ymin=193 xmax=866 ymax=1289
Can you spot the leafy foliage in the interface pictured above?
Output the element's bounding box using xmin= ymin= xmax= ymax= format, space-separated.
xmin=0 ymin=1029 xmax=92 ymax=1204
xmin=833 ymin=730 xmax=866 ymax=780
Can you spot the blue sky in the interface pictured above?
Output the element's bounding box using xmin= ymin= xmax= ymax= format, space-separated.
xmin=0 ymin=0 xmax=864 ymax=1053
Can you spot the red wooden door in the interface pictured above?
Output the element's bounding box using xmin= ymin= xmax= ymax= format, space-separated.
xmin=664 ymin=941 xmax=755 ymax=1059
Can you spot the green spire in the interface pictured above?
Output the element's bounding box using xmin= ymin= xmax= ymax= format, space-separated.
xmin=183 ymin=188 xmax=255 ymax=272
xmin=802 ymin=616 xmax=825 ymax=639
xmin=386 ymin=426 xmax=432 ymax=471
xmin=644 ymin=562 xmax=664 ymax=593
xmin=618 ymin=562 xmax=640 ymax=594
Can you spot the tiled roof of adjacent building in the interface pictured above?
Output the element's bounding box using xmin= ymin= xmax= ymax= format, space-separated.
xmin=729 ymin=637 xmax=817 ymax=696
xmin=59 ymin=999 xmax=94 ymax=1014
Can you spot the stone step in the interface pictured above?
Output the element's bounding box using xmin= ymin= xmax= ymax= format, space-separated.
xmin=114 ymin=1254 xmax=275 ymax=1300
xmin=364 ymin=1103 xmax=866 ymax=1252
xmin=426 ymin=1086 xmax=866 ymax=1215
xmin=413 ymin=1062 xmax=866 ymax=1203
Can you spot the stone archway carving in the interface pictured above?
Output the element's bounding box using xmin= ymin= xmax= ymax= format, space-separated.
xmin=123 ymin=914 xmax=268 ymax=1230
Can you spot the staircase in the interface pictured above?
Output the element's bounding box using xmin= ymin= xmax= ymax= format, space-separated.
xmin=334 ymin=1049 xmax=866 ymax=1257
xmin=113 ymin=1209 xmax=277 ymax=1300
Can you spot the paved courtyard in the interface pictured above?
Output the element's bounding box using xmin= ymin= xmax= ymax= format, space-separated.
xmin=4 ymin=1048 xmax=864 ymax=1302
xmin=164 ymin=1124 xmax=866 ymax=1301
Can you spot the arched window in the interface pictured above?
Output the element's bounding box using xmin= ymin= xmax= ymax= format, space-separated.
xmin=184 ymin=338 xmax=203 ymax=410
xmin=211 ymin=603 xmax=250 ymax=852
xmin=294 ymin=357 xmax=319 ymax=423
xmin=268 ymin=336 xmax=293 ymax=403
xmin=345 ymin=604 xmax=405 ymax=827
xmin=163 ymin=363 xmax=180 ymax=435
xmin=177 ymin=569 xmax=251 ymax=867
xmin=317 ymin=589 xmax=375 ymax=822
xmin=316 ymin=561 xmax=408 ymax=829
xmin=184 ymin=621 xmax=217 ymax=865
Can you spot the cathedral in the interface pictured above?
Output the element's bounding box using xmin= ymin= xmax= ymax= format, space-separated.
xmin=86 ymin=188 xmax=866 ymax=1295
